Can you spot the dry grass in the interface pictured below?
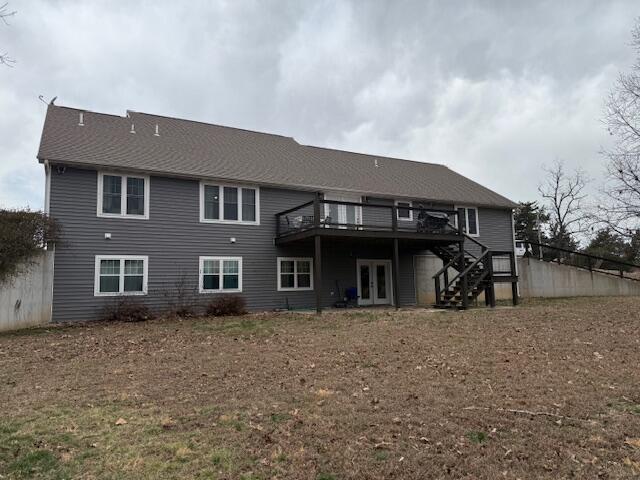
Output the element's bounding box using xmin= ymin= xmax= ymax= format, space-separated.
xmin=1 ymin=297 xmax=640 ymax=479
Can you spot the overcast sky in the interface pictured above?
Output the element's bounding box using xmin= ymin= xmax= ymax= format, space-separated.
xmin=0 ymin=0 xmax=637 ymax=209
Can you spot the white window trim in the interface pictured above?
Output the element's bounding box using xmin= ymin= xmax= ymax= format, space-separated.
xmin=454 ymin=206 xmax=480 ymax=237
xmin=199 ymin=256 xmax=243 ymax=293
xmin=277 ymin=257 xmax=314 ymax=291
xmin=94 ymin=255 xmax=148 ymax=296
xmin=199 ymin=182 xmax=260 ymax=225
xmin=395 ymin=200 xmax=413 ymax=221
xmin=97 ymin=171 xmax=150 ymax=219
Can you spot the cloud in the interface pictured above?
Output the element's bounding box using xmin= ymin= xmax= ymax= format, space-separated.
xmin=0 ymin=0 xmax=637 ymax=209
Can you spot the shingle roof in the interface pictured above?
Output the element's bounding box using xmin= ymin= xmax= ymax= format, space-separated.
xmin=37 ymin=104 xmax=516 ymax=208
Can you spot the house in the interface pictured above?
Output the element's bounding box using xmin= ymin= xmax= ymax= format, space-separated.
xmin=37 ymin=103 xmax=518 ymax=322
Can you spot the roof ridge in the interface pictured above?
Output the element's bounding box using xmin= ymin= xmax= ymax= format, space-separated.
xmin=128 ymin=110 xmax=296 ymax=141
xmin=302 ymin=144 xmax=446 ymax=168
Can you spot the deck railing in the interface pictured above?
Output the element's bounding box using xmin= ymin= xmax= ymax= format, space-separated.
xmin=275 ymin=196 xmax=461 ymax=237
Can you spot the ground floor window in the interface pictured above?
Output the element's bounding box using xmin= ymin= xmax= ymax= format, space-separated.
xmin=277 ymin=257 xmax=313 ymax=291
xmin=94 ymin=255 xmax=148 ymax=296
xmin=199 ymin=256 xmax=243 ymax=293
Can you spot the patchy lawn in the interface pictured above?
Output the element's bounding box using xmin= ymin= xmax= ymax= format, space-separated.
xmin=1 ymin=297 xmax=640 ymax=479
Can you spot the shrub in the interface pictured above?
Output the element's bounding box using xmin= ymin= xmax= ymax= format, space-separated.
xmin=0 ymin=209 xmax=60 ymax=284
xmin=206 ymin=295 xmax=247 ymax=317
xmin=103 ymin=297 xmax=155 ymax=322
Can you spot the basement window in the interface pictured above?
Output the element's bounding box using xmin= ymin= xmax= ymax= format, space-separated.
xmin=199 ymin=257 xmax=243 ymax=293
xmin=94 ymin=256 xmax=148 ymax=296
xmin=277 ymin=257 xmax=313 ymax=291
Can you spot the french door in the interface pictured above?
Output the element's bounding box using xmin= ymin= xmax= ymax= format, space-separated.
xmin=324 ymin=194 xmax=362 ymax=228
xmin=357 ymin=259 xmax=393 ymax=306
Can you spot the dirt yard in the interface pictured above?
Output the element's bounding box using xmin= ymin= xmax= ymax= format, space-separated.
xmin=1 ymin=297 xmax=640 ymax=479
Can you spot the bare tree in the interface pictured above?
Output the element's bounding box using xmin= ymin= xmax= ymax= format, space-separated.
xmin=0 ymin=2 xmax=16 ymax=67
xmin=538 ymin=160 xmax=590 ymax=250
xmin=600 ymin=19 xmax=640 ymax=237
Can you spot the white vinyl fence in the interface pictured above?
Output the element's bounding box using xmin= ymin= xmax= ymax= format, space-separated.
xmin=0 ymin=251 xmax=54 ymax=332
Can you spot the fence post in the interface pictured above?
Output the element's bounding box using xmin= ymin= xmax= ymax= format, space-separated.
xmin=509 ymin=251 xmax=518 ymax=306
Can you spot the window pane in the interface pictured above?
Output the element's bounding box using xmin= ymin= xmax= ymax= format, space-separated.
xmin=223 ymin=187 xmax=238 ymax=220
xmin=467 ymin=208 xmax=478 ymax=235
xmin=297 ymin=273 xmax=311 ymax=288
xmin=297 ymin=261 xmax=311 ymax=273
xmin=100 ymin=275 xmax=119 ymax=293
xmin=204 ymin=185 xmax=220 ymax=220
xmin=242 ymin=188 xmax=256 ymax=222
xmin=102 ymin=175 xmax=121 ymax=214
xmin=203 ymin=259 xmax=220 ymax=275
xmin=203 ymin=274 xmax=219 ymax=290
xmin=124 ymin=275 xmax=143 ymax=292
xmin=126 ymin=177 xmax=145 ymax=215
xmin=281 ymin=260 xmax=294 ymax=274
xmin=376 ymin=264 xmax=387 ymax=299
xmin=360 ymin=265 xmax=370 ymax=300
xmin=281 ymin=273 xmax=295 ymax=288
xmin=397 ymin=202 xmax=411 ymax=218
xmin=223 ymin=260 xmax=239 ymax=274
xmin=223 ymin=274 xmax=239 ymax=289
xmin=100 ymin=259 xmax=120 ymax=275
xmin=124 ymin=259 xmax=143 ymax=275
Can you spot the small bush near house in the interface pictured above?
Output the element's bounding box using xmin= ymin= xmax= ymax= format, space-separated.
xmin=0 ymin=209 xmax=59 ymax=284
xmin=206 ymin=295 xmax=247 ymax=316
xmin=102 ymin=297 xmax=155 ymax=323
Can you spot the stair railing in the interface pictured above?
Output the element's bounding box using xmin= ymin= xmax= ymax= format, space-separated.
xmin=436 ymin=249 xmax=491 ymax=307
xmin=433 ymin=252 xmax=463 ymax=305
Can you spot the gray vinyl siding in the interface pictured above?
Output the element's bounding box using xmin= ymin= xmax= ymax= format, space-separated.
xmin=50 ymin=167 xmax=424 ymax=322
xmin=49 ymin=167 xmax=513 ymax=322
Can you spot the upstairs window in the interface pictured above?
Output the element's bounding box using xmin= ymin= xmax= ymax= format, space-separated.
xmin=395 ymin=200 xmax=413 ymax=221
xmin=199 ymin=256 xmax=243 ymax=293
xmin=200 ymin=182 xmax=259 ymax=224
xmin=98 ymin=172 xmax=149 ymax=219
xmin=456 ymin=206 xmax=479 ymax=236
xmin=278 ymin=257 xmax=313 ymax=291
xmin=94 ymin=255 xmax=148 ymax=296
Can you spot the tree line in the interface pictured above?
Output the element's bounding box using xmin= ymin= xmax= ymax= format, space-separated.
xmin=514 ymin=20 xmax=640 ymax=268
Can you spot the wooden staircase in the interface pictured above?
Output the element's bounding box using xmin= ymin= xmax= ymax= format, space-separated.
xmin=430 ymin=242 xmax=496 ymax=310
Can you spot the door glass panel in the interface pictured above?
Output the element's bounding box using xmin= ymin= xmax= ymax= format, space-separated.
xmin=327 ymin=203 xmax=339 ymax=225
xmin=376 ymin=264 xmax=387 ymax=299
xmin=360 ymin=265 xmax=370 ymax=300
xmin=345 ymin=205 xmax=356 ymax=227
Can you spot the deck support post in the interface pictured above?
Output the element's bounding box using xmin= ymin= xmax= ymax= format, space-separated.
xmin=392 ymin=238 xmax=400 ymax=309
xmin=314 ymin=234 xmax=322 ymax=314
